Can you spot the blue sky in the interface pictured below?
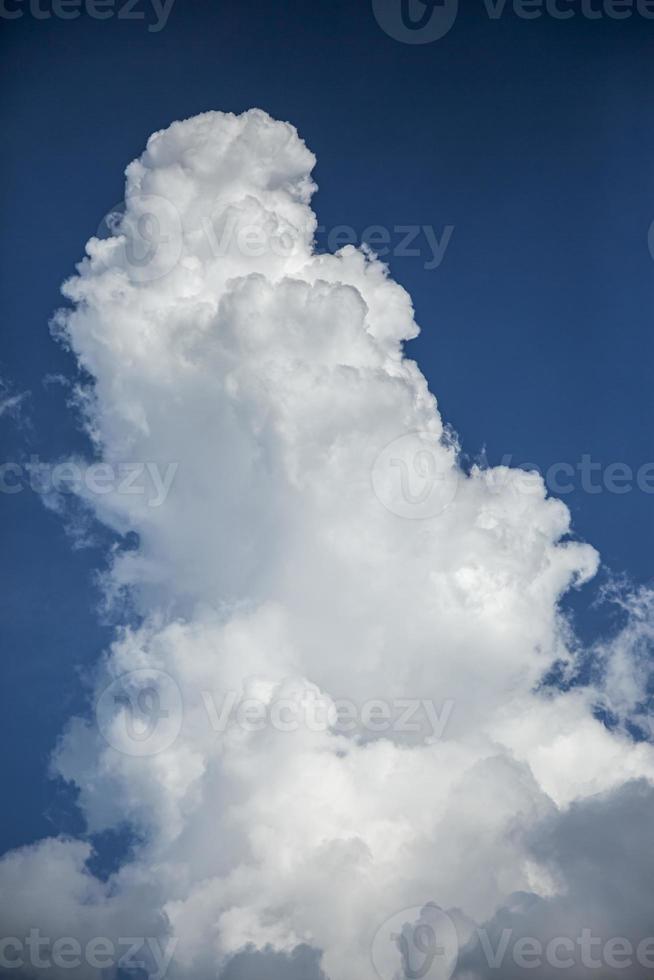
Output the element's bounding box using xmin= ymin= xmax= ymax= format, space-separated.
xmin=1 ymin=0 xmax=653 ymax=919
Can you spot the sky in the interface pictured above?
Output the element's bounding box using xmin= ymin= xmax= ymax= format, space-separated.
xmin=1 ymin=3 xmax=654 ymax=979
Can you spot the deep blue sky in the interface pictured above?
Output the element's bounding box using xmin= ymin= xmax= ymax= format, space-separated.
xmin=1 ymin=0 xmax=653 ymax=857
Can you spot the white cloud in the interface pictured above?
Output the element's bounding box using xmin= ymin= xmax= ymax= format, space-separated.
xmin=1 ymin=109 xmax=652 ymax=980
xmin=0 ymin=376 xmax=28 ymax=421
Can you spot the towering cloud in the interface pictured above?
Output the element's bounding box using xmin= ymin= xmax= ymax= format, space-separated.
xmin=2 ymin=109 xmax=652 ymax=980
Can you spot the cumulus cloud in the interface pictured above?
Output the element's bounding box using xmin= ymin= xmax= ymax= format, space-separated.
xmin=456 ymin=779 xmax=654 ymax=979
xmin=1 ymin=109 xmax=652 ymax=980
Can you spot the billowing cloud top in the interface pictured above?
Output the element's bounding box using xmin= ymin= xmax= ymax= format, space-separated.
xmin=2 ymin=109 xmax=653 ymax=980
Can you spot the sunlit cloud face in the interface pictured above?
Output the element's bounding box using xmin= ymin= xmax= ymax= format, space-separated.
xmin=1 ymin=109 xmax=653 ymax=980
